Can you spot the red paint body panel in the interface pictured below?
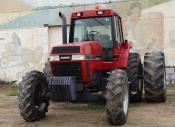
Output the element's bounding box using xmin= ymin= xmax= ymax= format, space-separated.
xmin=50 ymin=41 xmax=131 ymax=83
xmin=51 ymin=41 xmax=103 ymax=55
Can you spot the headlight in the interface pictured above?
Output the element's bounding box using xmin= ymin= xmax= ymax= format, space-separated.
xmin=50 ymin=55 xmax=86 ymax=61
xmin=72 ymin=55 xmax=85 ymax=60
xmin=50 ymin=55 xmax=60 ymax=61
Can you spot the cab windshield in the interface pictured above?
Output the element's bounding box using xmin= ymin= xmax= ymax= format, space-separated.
xmin=70 ymin=17 xmax=113 ymax=48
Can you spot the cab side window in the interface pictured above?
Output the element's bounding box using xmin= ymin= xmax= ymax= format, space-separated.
xmin=114 ymin=16 xmax=124 ymax=44
xmin=118 ymin=18 xmax=124 ymax=42
xmin=114 ymin=17 xmax=120 ymax=43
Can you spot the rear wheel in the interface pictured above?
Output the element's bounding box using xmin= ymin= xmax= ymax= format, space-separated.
xmin=106 ymin=69 xmax=129 ymax=125
xmin=127 ymin=53 xmax=143 ymax=102
xmin=144 ymin=52 xmax=166 ymax=102
xmin=18 ymin=71 xmax=49 ymax=122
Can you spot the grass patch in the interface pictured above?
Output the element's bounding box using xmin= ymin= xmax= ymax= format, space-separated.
xmin=166 ymin=95 xmax=175 ymax=106
xmin=69 ymin=102 xmax=105 ymax=112
xmin=6 ymin=89 xmax=18 ymax=96
xmin=166 ymin=85 xmax=175 ymax=106
xmin=130 ymin=103 xmax=145 ymax=108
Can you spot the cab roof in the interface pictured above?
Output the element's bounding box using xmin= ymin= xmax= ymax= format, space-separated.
xmin=71 ymin=9 xmax=121 ymax=19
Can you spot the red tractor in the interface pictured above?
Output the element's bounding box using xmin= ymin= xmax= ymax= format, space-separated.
xmin=18 ymin=9 xmax=166 ymax=125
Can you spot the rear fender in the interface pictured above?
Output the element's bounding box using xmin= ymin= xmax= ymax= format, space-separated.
xmin=117 ymin=42 xmax=131 ymax=68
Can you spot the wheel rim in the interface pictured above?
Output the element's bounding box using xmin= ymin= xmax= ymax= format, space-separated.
xmin=123 ymin=83 xmax=129 ymax=115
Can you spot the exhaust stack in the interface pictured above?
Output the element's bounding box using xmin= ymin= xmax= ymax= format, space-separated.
xmin=59 ymin=12 xmax=67 ymax=44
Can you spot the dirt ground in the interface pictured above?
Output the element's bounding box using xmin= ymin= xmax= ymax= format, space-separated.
xmin=0 ymin=85 xmax=175 ymax=127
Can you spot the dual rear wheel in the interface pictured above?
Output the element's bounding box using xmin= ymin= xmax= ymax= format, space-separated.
xmin=127 ymin=52 xmax=166 ymax=103
xmin=106 ymin=51 xmax=166 ymax=125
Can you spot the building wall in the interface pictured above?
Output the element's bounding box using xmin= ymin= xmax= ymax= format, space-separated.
xmin=0 ymin=25 xmax=72 ymax=82
xmin=48 ymin=26 xmax=62 ymax=51
xmin=141 ymin=1 xmax=175 ymax=65
xmin=48 ymin=26 xmax=70 ymax=51
xmin=0 ymin=27 xmax=49 ymax=82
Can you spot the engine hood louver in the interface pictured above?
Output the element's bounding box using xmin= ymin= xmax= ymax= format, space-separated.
xmin=52 ymin=46 xmax=80 ymax=54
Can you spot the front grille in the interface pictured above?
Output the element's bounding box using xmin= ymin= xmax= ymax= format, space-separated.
xmin=52 ymin=62 xmax=82 ymax=80
xmin=52 ymin=46 xmax=80 ymax=54
xmin=49 ymin=76 xmax=77 ymax=101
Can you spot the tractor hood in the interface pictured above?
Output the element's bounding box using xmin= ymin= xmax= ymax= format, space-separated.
xmin=51 ymin=41 xmax=103 ymax=55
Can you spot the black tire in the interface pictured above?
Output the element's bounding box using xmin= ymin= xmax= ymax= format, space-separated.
xmin=144 ymin=52 xmax=166 ymax=102
xmin=106 ymin=69 xmax=129 ymax=125
xmin=18 ymin=71 xmax=49 ymax=122
xmin=127 ymin=53 xmax=143 ymax=102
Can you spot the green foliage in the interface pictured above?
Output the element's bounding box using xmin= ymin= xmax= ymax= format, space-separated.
xmin=6 ymin=89 xmax=18 ymax=96
xmin=69 ymin=102 xmax=105 ymax=112
xmin=166 ymin=85 xmax=175 ymax=106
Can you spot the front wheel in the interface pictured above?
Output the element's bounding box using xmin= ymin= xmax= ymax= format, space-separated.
xmin=106 ymin=69 xmax=129 ymax=125
xmin=18 ymin=71 xmax=49 ymax=122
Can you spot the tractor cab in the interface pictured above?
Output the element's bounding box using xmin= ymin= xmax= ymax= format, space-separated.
xmin=49 ymin=9 xmax=129 ymax=83
xmin=69 ymin=9 xmax=124 ymax=61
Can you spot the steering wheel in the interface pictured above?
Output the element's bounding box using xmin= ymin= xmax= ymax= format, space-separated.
xmin=89 ymin=31 xmax=101 ymax=35
xmin=89 ymin=31 xmax=101 ymax=40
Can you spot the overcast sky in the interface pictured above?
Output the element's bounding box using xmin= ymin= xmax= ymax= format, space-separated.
xmin=24 ymin=0 xmax=113 ymax=7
